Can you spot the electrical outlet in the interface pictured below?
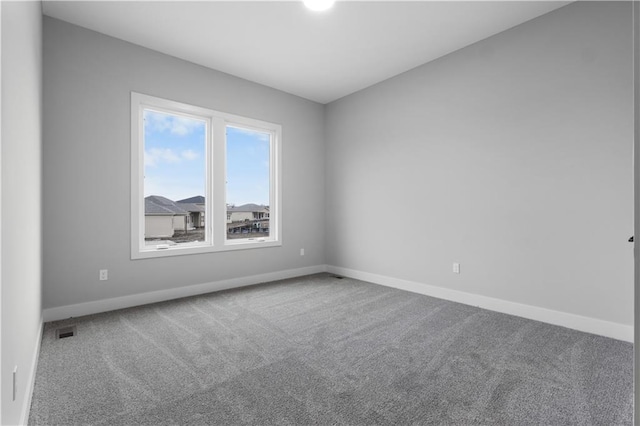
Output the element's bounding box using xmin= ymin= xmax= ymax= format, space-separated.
xmin=453 ymin=263 xmax=460 ymax=274
xmin=300 ymin=248 xmax=305 ymax=256
xmin=13 ymin=366 xmax=17 ymax=401
xmin=99 ymin=269 xmax=108 ymax=281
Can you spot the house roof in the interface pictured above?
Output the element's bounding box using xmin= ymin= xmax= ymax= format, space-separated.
xmin=146 ymin=196 xmax=266 ymax=215
xmin=228 ymin=203 xmax=269 ymax=213
xmin=177 ymin=202 xmax=205 ymax=213
xmin=145 ymin=196 xmax=188 ymax=216
xmin=177 ymin=195 xmax=205 ymax=204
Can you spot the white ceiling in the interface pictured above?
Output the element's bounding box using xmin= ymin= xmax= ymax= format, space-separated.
xmin=42 ymin=1 xmax=570 ymax=104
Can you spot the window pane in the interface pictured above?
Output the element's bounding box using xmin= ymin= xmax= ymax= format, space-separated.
xmin=143 ymin=109 xmax=207 ymax=247
xmin=226 ymin=126 xmax=271 ymax=240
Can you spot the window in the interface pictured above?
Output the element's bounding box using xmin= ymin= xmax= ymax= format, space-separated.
xmin=131 ymin=92 xmax=281 ymax=259
xmin=226 ymin=126 xmax=272 ymax=241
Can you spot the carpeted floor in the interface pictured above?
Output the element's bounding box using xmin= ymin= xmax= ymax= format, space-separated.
xmin=29 ymin=273 xmax=633 ymax=425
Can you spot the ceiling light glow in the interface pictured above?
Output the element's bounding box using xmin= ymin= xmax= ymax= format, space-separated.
xmin=304 ymin=0 xmax=335 ymax=12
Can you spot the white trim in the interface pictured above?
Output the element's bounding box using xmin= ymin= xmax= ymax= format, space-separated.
xmin=18 ymin=318 xmax=43 ymax=426
xmin=0 ymin=0 xmax=3 ymax=418
xmin=43 ymin=265 xmax=327 ymax=322
xmin=327 ymin=265 xmax=633 ymax=342
xmin=42 ymin=265 xmax=632 ymax=341
xmin=132 ymin=239 xmax=282 ymax=260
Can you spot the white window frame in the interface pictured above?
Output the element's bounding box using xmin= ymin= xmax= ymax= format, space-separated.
xmin=131 ymin=92 xmax=282 ymax=259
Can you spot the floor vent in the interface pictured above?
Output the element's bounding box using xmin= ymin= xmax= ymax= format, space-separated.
xmin=55 ymin=326 xmax=77 ymax=339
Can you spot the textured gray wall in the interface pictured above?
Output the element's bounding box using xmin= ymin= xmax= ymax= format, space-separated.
xmin=42 ymin=17 xmax=325 ymax=309
xmin=325 ymin=1 xmax=633 ymax=326
xmin=1 ymin=2 xmax=43 ymax=424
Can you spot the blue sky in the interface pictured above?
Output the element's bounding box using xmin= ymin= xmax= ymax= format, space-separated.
xmin=144 ymin=110 xmax=270 ymax=206
xmin=226 ymin=126 xmax=271 ymax=206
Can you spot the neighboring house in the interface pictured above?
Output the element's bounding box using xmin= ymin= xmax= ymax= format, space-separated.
xmin=226 ymin=204 xmax=270 ymax=235
xmin=178 ymin=196 xmax=205 ymax=204
xmin=146 ymin=197 xmax=270 ymax=238
xmin=177 ymin=196 xmax=205 ymax=228
xmin=227 ymin=204 xmax=270 ymax=223
xmin=145 ymin=195 xmax=190 ymax=238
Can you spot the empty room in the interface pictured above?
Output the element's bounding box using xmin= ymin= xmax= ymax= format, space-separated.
xmin=1 ymin=0 xmax=638 ymax=424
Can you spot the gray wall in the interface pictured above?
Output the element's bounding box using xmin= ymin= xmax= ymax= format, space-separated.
xmin=1 ymin=2 xmax=43 ymax=424
xmin=633 ymin=0 xmax=639 ymax=422
xmin=43 ymin=17 xmax=325 ymax=309
xmin=325 ymin=1 xmax=633 ymax=326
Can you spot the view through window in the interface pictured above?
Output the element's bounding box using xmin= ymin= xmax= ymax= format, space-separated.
xmin=226 ymin=125 xmax=271 ymax=241
xmin=143 ymin=109 xmax=207 ymax=247
xmin=132 ymin=92 xmax=281 ymax=258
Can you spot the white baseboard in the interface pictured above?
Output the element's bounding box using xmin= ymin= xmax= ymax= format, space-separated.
xmin=327 ymin=265 xmax=633 ymax=342
xmin=43 ymin=265 xmax=327 ymax=322
xmin=42 ymin=263 xmax=632 ymax=342
xmin=19 ymin=317 xmax=44 ymax=426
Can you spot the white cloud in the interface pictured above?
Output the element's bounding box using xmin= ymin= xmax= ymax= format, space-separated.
xmin=181 ymin=149 xmax=199 ymax=161
xmin=229 ymin=126 xmax=271 ymax=142
xmin=144 ymin=110 xmax=204 ymax=137
xmin=171 ymin=116 xmax=202 ymax=136
xmin=145 ymin=148 xmax=200 ymax=168
xmin=145 ymin=148 xmax=181 ymax=167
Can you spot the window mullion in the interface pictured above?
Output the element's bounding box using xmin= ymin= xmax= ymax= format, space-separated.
xmin=204 ymin=116 xmax=214 ymax=246
xmin=212 ymin=117 xmax=227 ymax=247
xmin=271 ymin=129 xmax=280 ymax=242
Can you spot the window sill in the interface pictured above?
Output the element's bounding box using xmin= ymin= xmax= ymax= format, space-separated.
xmin=132 ymin=239 xmax=281 ymax=260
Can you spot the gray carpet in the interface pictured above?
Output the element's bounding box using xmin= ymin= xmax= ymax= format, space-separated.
xmin=29 ymin=273 xmax=633 ymax=425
